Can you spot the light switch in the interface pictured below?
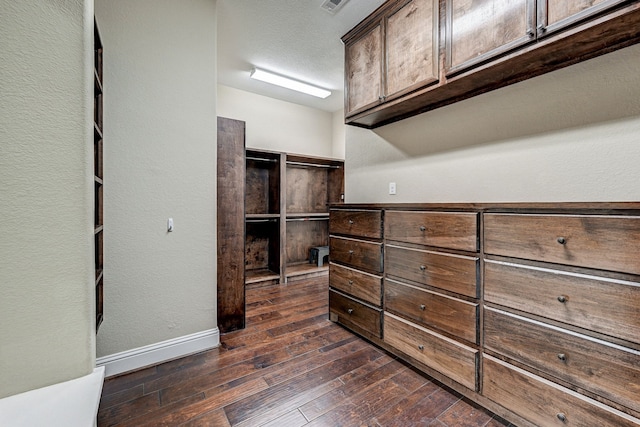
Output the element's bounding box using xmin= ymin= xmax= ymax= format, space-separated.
xmin=389 ymin=182 xmax=397 ymax=195
xmin=167 ymin=218 xmax=174 ymax=232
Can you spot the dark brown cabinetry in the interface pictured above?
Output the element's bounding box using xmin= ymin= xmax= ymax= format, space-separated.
xmin=329 ymin=203 xmax=640 ymax=427
xmin=245 ymin=151 xmax=344 ymax=286
xmin=344 ymin=0 xmax=640 ymax=128
xmin=345 ymin=0 xmax=439 ymax=117
xmin=94 ymin=19 xmax=104 ymax=332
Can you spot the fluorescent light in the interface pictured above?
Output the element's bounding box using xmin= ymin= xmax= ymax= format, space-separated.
xmin=250 ymin=68 xmax=331 ymax=99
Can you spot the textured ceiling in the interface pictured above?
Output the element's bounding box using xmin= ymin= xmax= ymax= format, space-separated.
xmin=217 ymin=0 xmax=387 ymax=112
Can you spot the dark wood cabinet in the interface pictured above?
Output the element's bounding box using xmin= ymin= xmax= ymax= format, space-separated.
xmin=343 ymin=0 xmax=640 ymax=128
xmin=329 ymin=202 xmax=640 ymax=427
xmin=94 ymin=18 xmax=104 ymax=332
xmin=446 ymin=0 xmax=535 ymax=75
xmin=344 ymin=0 xmax=440 ymax=117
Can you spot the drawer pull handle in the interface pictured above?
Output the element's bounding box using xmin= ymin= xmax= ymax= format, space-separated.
xmin=556 ymin=413 xmax=567 ymax=423
xmin=557 ymin=353 xmax=567 ymax=362
xmin=557 ymin=237 xmax=567 ymax=245
xmin=348 ymin=219 xmax=354 ymax=224
xmin=418 ymin=345 xmax=424 ymax=351
xmin=419 ymin=225 xmax=426 ymax=232
xmin=557 ymin=295 xmax=568 ymax=303
xmin=348 ymin=250 xmax=354 ymax=255
xmin=348 ymin=280 xmax=354 ymax=285
xmin=419 ymin=304 xmax=426 ymax=311
xmin=347 ymin=308 xmax=354 ymax=314
xmin=419 ymin=265 xmax=427 ymax=271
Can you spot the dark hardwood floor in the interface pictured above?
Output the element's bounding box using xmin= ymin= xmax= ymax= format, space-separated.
xmin=98 ymin=277 xmax=512 ymax=426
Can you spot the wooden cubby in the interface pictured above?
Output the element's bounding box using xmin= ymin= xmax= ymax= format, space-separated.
xmin=242 ymin=150 xmax=344 ymax=287
xmin=94 ymin=18 xmax=104 ymax=331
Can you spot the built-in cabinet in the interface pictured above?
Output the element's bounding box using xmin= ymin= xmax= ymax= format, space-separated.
xmin=343 ymin=0 xmax=640 ymax=128
xmin=94 ymin=19 xmax=104 ymax=332
xmin=245 ymin=150 xmax=344 ymax=286
xmin=329 ymin=203 xmax=640 ymax=427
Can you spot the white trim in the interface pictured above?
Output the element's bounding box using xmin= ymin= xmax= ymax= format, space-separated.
xmin=96 ymin=328 xmax=220 ymax=378
xmin=0 ymin=367 xmax=105 ymax=427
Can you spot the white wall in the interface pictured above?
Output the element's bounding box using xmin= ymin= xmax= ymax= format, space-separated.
xmin=218 ymin=85 xmax=337 ymax=158
xmin=0 ymin=0 xmax=95 ymax=398
xmin=346 ymin=43 xmax=640 ymax=203
xmin=94 ymin=0 xmax=218 ymax=358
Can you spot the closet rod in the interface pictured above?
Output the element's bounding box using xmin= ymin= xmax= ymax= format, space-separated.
xmin=286 ymin=217 xmax=329 ymax=222
xmin=247 ymin=156 xmax=278 ymax=163
xmin=246 ymin=219 xmax=278 ymax=223
xmin=286 ymin=161 xmax=341 ymax=169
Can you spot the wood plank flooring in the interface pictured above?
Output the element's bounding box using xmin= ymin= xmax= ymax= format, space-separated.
xmin=98 ymin=277 xmax=512 ymax=426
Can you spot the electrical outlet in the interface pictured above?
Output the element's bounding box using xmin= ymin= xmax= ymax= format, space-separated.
xmin=389 ymin=182 xmax=397 ymax=195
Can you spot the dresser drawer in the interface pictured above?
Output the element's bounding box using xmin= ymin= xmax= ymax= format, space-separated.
xmin=485 ymin=307 xmax=640 ymax=413
xmin=385 ymin=210 xmax=478 ymax=251
xmin=330 ymin=236 xmax=383 ymax=273
xmin=329 ymin=263 xmax=382 ymax=307
xmin=483 ymin=355 xmax=640 ymax=427
xmin=384 ymin=312 xmax=478 ymax=390
xmin=385 ymin=244 xmax=478 ymax=297
xmin=485 ymin=260 xmax=640 ymax=345
xmin=484 ymin=213 xmax=640 ymax=275
xmin=329 ymin=209 xmax=382 ymax=239
xmin=329 ymin=289 xmax=382 ymax=339
xmin=385 ymin=279 xmax=478 ymax=343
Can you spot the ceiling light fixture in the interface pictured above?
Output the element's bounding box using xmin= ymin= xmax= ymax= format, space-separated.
xmin=250 ymin=68 xmax=331 ymax=99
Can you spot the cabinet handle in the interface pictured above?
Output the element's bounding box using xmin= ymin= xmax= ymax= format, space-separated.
xmin=556 ymin=413 xmax=567 ymax=423
xmin=526 ymin=29 xmax=535 ymax=38
xmin=557 ymin=237 xmax=567 ymax=245
xmin=419 ymin=265 xmax=427 ymax=271
xmin=557 ymin=295 xmax=568 ymax=303
xmin=378 ymin=95 xmax=385 ymax=102
xmin=348 ymin=280 xmax=354 ymax=285
xmin=557 ymin=353 xmax=567 ymax=362
xmin=419 ymin=304 xmax=426 ymax=311
xmin=418 ymin=345 xmax=424 ymax=351
xmin=348 ymin=250 xmax=354 ymax=255
xmin=419 ymin=225 xmax=426 ymax=232
xmin=348 ymin=219 xmax=354 ymax=224
xmin=537 ymin=24 xmax=547 ymax=34
xmin=347 ymin=308 xmax=354 ymax=314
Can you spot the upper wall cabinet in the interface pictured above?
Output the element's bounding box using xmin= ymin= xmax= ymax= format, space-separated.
xmin=345 ymin=0 xmax=440 ymax=117
xmin=343 ymin=0 xmax=640 ymax=128
xmin=446 ymin=0 xmax=535 ymax=75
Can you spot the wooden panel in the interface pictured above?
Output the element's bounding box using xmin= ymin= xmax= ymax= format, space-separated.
xmin=542 ymin=0 xmax=627 ymax=35
xmin=385 ymin=279 xmax=477 ymax=343
xmin=329 ymin=209 xmax=382 ymax=239
xmin=285 ymin=219 xmax=329 ymax=264
xmin=484 ymin=213 xmax=640 ymax=275
xmin=483 ymin=355 xmax=640 ymax=427
xmin=217 ymin=117 xmax=246 ymax=333
xmin=385 ymin=245 xmax=478 ymax=298
xmin=246 ymin=157 xmax=280 ymax=215
xmin=384 ymin=313 xmax=478 ymax=390
xmin=385 ymin=210 xmax=478 ymax=251
xmin=485 ymin=307 xmax=640 ymax=413
xmin=346 ymin=24 xmax=383 ymax=116
xmin=286 ymin=165 xmax=328 ymax=214
xmin=484 ymin=260 xmax=640 ymax=345
xmin=327 ymin=167 xmax=344 ymax=206
xmin=330 ymin=237 xmax=383 ymax=273
xmin=446 ymin=0 xmax=534 ymax=74
xmin=329 ymin=263 xmax=382 ymax=307
xmin=385 ymin=0 xmax=439 ymax=98
xmin=329 ymin=290 xmax=382 ymax=339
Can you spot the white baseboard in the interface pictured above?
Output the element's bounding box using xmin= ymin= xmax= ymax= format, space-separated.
xmin=96 ymin=328 xmax=220 ymax=378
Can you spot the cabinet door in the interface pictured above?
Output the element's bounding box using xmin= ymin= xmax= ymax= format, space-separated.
xmin=539 ymin=0 xmax=628 ymax=36
xmin=446 ymin=0 xmax=535 ymax=75
xmin=385 ymin=0 xmax=439 ymax=100
xmin=345 ymin=23 xmax=383 ymax=116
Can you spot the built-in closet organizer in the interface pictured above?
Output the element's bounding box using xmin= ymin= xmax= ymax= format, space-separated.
xmin=328 ymin=203 xmax=640 ymax=427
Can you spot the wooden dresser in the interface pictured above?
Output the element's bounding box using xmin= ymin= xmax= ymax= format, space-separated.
xmin=329 ymin=203 xmax=640 ymax=427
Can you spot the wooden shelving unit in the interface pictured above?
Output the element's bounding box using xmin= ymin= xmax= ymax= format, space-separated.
xmin=94 ymin=18 xmax=104 ymax=331
xmin=242 ymin=149 xmax=344 ymax=287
